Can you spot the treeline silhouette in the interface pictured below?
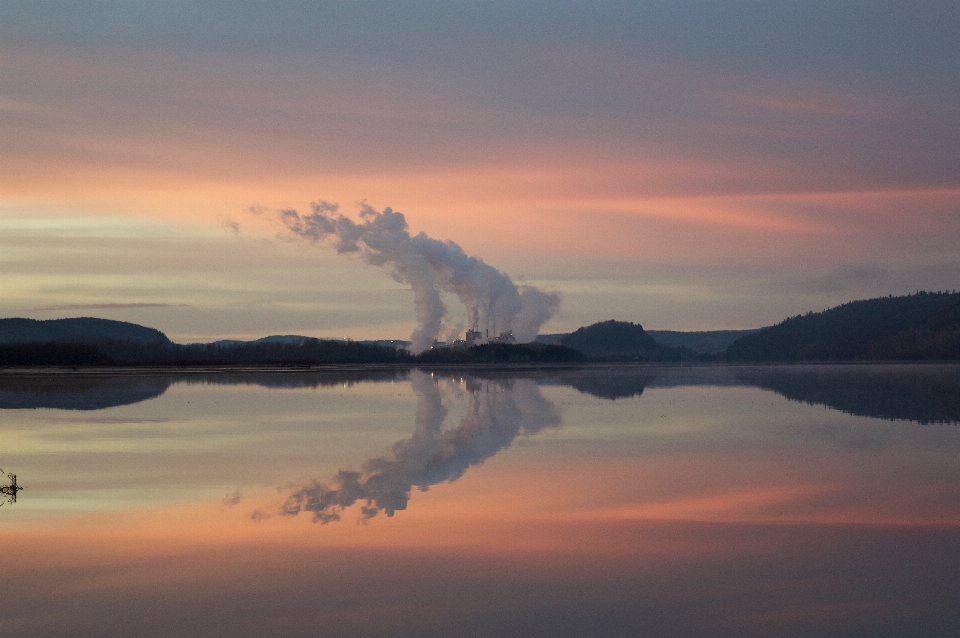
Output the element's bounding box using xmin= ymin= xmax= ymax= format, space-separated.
xmin=0 ymin=342 xmax=113 ymax=366
xmin=416 ymin=342 xmax=583 ymax=364
xmin=725 ymin=291 xmax=960 ymax=361
xmin=0 ymin=338 xmax=583 ymax=367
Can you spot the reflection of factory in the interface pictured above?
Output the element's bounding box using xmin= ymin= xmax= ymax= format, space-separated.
xmin=431 ymin=328 xmax=516 ymax=349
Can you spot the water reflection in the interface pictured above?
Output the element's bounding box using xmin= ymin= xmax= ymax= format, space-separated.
xmin=0 ymin=368 xmax=410 ymax=411
xmin=2 ymin=365 xmax=958 ymax=636
xmin=539 ymin=368 xmax=659 ymax=400
xmin=181 ymin=368 xmax=409 ymax=390
xmin=0 ymin=373 xmax=171 ymax=410
xmin=280 ymin=371 xmax=560 ymax=523
xmin=2 ymin=364 xmax=958 ymax=426
xmin=545 ymin=364 xmax=960 ymax=424
xmin=731 ymin=364 xmax=960 ymax=424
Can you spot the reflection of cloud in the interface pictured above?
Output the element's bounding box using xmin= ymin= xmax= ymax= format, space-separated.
xmin=281 ymin=370 xmax=560 ymax=524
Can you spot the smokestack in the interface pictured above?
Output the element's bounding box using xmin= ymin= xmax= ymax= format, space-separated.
xmin=279 ymin=201 xmax=560 ymax=353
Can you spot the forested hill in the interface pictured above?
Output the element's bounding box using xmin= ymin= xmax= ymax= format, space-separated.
xmin=724 ymin=291 xmax=960 ymax=361
xmin=0 ymin=317 xmax=171 ymax=344
xmin=561 ymin=320 xmax=681 ymax=361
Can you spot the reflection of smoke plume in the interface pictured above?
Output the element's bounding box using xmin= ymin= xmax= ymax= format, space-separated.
xmin=279 ymin=201 xmax=560 ymax=352
xmin=281 ymin=370 xmax=560 ymax=524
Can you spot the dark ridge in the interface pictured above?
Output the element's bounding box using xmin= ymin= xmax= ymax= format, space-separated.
xmin=561 ymin=320 xmax=682 ymax=361
xmin=0 ymin=317 xmax=170 ymax=344
xmin=724 ymin=291 xmax=960 ymax=362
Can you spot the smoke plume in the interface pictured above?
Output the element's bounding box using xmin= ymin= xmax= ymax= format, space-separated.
xmin=279 ymin=201 xmax=560 ymax=352
xmin=280 ymin=371 xmax=560 ymax=524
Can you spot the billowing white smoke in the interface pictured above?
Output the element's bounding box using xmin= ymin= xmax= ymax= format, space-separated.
xmin=279 ymin=201 xmax=560 ymax=352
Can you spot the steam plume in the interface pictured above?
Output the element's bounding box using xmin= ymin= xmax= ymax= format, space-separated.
xmin=279 ymin=201 xmax=560 ymax=352
xmin=280 ymin=371 xmax=560 ymax=524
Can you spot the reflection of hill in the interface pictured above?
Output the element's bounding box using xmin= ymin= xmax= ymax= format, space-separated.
xmin=536 ymin=367 xmax=658 ymax=400
xmin=7 ymin=364 xmax=958 ymax=424
xmin=540 ymin=365 xmax=747 ymax=399
xmin=732 ymin=364 xmax=960 ymax=424
xmin=0 ymin=368 xmax=412 ymax=410
xmin=0 ymin=375 xmax=172 ymax=410
xmin=559 ymin=374 xmax=656 ymax=400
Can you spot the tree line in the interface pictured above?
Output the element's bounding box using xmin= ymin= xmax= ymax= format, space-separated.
xmin=0 ymin=338 xmax=583 ymax=367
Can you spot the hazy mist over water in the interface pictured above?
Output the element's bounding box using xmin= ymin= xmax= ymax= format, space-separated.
xmin=1 ymin=363 xmax=958 ymax=636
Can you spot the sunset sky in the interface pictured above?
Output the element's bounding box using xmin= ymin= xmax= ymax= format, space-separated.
xmin=2 ymin=1 xmax=958 ymax=342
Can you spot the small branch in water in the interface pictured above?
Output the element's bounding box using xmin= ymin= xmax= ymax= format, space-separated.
xmin=0 ymin=469 xmax=23 ymax=506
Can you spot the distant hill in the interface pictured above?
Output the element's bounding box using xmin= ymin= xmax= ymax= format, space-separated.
xmin=210 ymin=335 xmax=315 ymax=347
xmin=0 ymin=317 xmax=170 ymax=344
xmin=209 ymin=336 xmax=411 ymax=350
xmin=724 ymin=291 xmax=960 ymax=361
xmin=253 ymin=335 xmax=313 ymax=345
xmin=560 ymin=320 xmax=680 ymax=361
xmin=647 ymin=329 xmax=759 ymax=354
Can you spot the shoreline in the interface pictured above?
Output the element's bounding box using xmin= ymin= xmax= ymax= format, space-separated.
xmin=2 ymin=359 xmax=960 ymax=377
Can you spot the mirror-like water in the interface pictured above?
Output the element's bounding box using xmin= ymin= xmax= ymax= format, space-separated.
xmin=1 ymin=364 xmax=958 ymax=637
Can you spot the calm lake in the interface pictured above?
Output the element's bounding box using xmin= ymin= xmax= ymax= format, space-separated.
xmin=1 ymin=364 xmax=958 ymax=637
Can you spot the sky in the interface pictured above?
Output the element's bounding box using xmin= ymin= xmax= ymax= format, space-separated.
xmin=1 ymin=1 xmax=958 ymax=342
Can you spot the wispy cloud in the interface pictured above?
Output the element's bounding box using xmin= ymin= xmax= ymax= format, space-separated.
xmin=32 ymin=303 xmax=188 ymax=311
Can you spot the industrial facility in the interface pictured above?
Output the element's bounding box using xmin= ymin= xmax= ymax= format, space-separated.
xmin=431 ymin=328 xmax=517 ymax=350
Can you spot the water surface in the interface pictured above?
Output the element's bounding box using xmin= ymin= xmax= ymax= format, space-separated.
xmin=1 ymin=364 xmax=958 ymax=637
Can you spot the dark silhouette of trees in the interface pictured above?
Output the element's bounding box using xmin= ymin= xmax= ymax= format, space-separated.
xmin=0 ymin=342 xmax=113 ymax=366
xmin=416 ymin=343 xmax=583 ymax=364
xmin=724 ymin=292 xmax=960 ymax=361
xmin=0 ymin=337 xmax=582 ymax=367
xmin=0 ymin=317 xmax=169 ymax=344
